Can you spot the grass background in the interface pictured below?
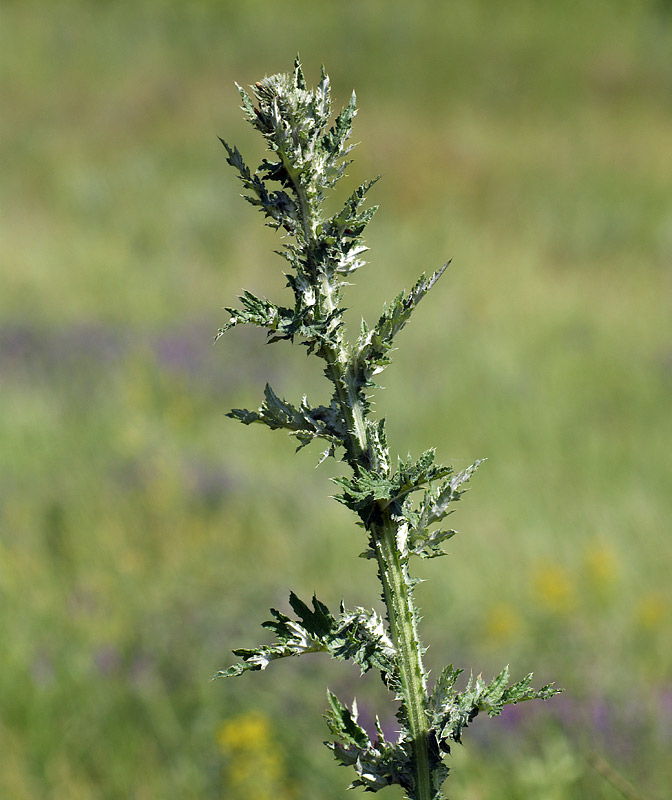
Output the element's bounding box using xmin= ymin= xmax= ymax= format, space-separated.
xmin=1 ymin=1 xmax=671 ymax=797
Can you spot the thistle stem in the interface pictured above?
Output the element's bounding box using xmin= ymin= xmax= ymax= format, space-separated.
xmin=375 ymin=515 xmax=432 ymax=800
xmin=330 ymin=361 xmax=433 ymax=798
xmin=291 ymin=102 xmax=435 ymax=800
xmin=221 ymin=61 xmax=559 ymax=799
xmin=326 ymin=347 xmax=433 ymax=798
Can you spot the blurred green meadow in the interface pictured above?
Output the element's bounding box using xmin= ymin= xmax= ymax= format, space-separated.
xmin=2 ymin=0 xmax=671 ymax=797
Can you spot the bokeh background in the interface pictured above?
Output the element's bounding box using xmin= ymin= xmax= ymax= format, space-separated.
xmin=2 ymin=1 xmax=671 ymax=797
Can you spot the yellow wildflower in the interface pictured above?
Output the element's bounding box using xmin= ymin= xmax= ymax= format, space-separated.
xmin=583 ymin=539 xmax=619 ymax=593
xmin=217 ymin=711 xmax=293 ymax=800
xmin=483 ymin=602 xmax=521 ymax=644
xmin=635 ymin=592 xmax=668 ymax=631
xmin=532 ymin=562 xmax=575 ymax=614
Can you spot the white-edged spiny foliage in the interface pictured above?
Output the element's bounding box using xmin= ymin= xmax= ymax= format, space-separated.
xmin=217 ymin=57 xmax=559 ymax=799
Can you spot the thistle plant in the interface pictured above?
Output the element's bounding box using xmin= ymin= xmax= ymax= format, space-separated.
xmin=217 ymin=58 xmax=559 ymax=799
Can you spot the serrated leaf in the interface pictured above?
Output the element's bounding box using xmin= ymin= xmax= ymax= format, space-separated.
xmin=227 ymin=383 xmax=344 ymax=454
xmin=430 ymin=664 xmax=465 ymax=710
xmin=330 ymin=606 xmax=397 ymax=679
xmin=408 ymin=527 xmax=458 ymax=559
xmin=333 ymin=450 xmax=458 ymax=523
xmin=219 ymin=139 xmax=299 ymax=231
xmin=367 ymin=417 xmax=390 ymax=475
xmin=356 ymin=264 xmax=449 ymax=381
xmin=216 ymin=291 xmax=294 ymax=340
xmin=400 ymin=458 xmax=482 ymax=558
xmin=218 ymin=594 xmax=397 ymax=682
xmin=392 ymin=449 xmax=453 ymax=504
xmin=325 ymin=691 xmax=369 ymax=749
xmin=431 ymin=665 xmax=562 ymax=746
xmin=293 ymin=54 xmax=306 ymax=90
xmin=289 ymin=591 xmax=334 ymax=639
xmin=417 ymin=460 xmax=484 ymax=530
xmin=332 ymin=468 xmax=395 ymax=516
xmin=325 ymin=692 xmax=413 ymax=793
xmin=320 ymin=90 xmax=357 ymax=163
xmin=312 ymin=65 xmax=331 ymax=129
xmin=329 ymin=178 xmax=380 ymax=233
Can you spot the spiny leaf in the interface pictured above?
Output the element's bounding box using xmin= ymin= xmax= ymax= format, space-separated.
xmin=293 ymin=54 xmax=306 ymax=90
xmin=356 ymin=264 xmax=450 ymax=380
xmin=332 ymin=449 xmax=455 ymax=521
xmin=320 ymin=90 xmax=357 ymax=163
xmin=430 ymin=665 xmax=562 ymax=747
xmin=395 ymin=449 xmax=449 ymax=495
xmin=397 ymin=460 xmax=484 ymax=558
xmin=219 ymin=139 xmax=299 ymax=231
xmin=328 ymin=177 xmax=380 ymax=236
xmin=218 ymin=594 xmax=397 ymax=681
xmin=289 ymin=591 xmax=334 ymax=639
xmin=407 ymin=527 xmax=458 ymax=559
xmin=216 ymin=291 xmax=294 ymax=339
xmin=416 ymin=460 xmax=485 ymax=530
xmin=312 ymin=64 xmax=332 ymax=131
xmin=367 ymin=417 xmax=390 ymax=475
xmin=430 ymin=664 xmax=465 ymax=711
xmin=227 ymin=383 xmax=345 ymax=452
xmin=325 ymin=692 xmax=413 ymax=793
xmin=325 ymin=691 xmax=369 ymax=750
xmin=332 ymin=468 xmax=395 ymax=515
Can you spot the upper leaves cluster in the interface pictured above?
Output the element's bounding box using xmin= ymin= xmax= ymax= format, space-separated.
xmin=218 ymin=56 xmax=378 ymax=358
xmin=217 ymin=58 xmax=453 ymax=462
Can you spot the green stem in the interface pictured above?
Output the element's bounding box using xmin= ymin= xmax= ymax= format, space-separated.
xmin=291 ymin=139 xmax=432 ymax=797
xmin=316 ymin=256 xmax=432 ymax=799
xmin=375 ymin=514 xmax=433 ymax=800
